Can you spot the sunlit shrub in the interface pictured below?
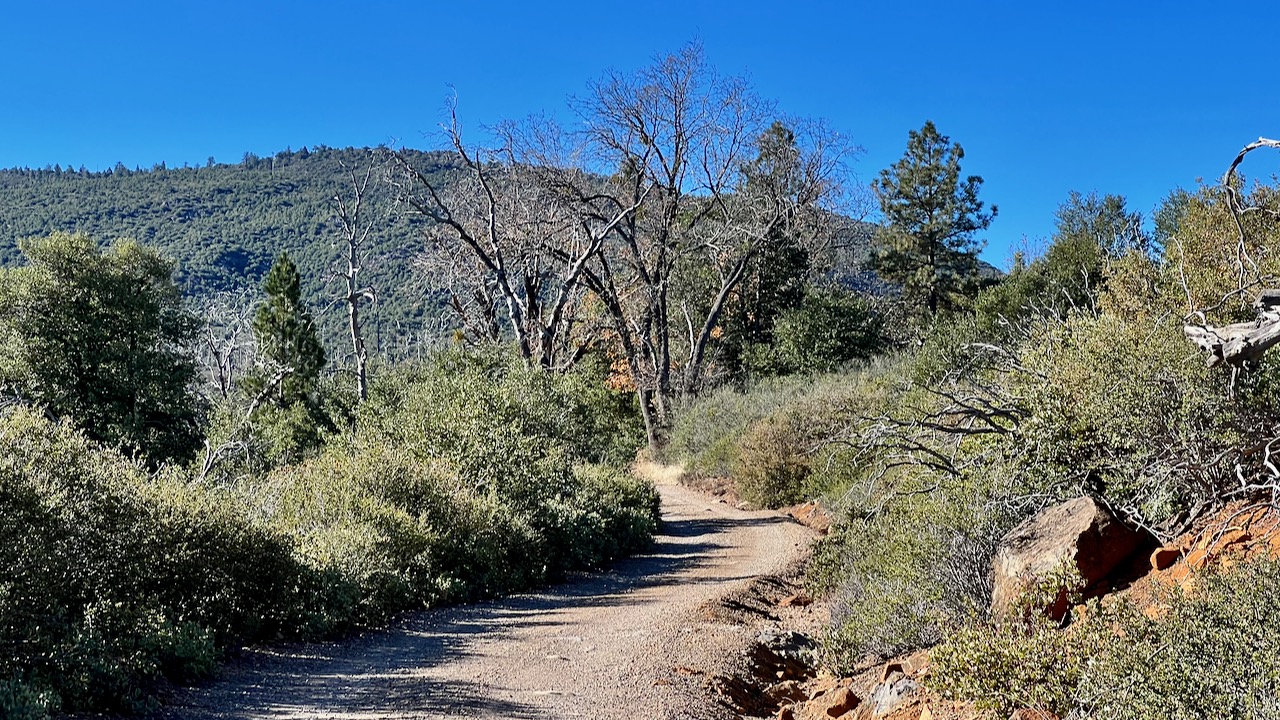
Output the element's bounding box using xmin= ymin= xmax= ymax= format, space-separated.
xmin=929 ymin=559 xmax=1280 ymax=719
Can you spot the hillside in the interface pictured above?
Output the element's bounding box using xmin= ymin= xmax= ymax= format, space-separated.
xmin=0 ymin=148 xmax=908 ymax=359
xmin=0 ymin=147 xmax=462 ymax=357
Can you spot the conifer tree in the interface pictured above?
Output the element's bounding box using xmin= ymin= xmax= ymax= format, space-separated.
xmin=872 ymin=121 xmax=996 ymax=315
xmin=248 ymin=252 xmax=326 ymax=408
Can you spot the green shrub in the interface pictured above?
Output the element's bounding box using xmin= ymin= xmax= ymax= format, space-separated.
xmin=733 ymin=404 xmax=823 ymax=507
xmin=744 ymin=287 xmax=885 ymax=376
xmin=670 ymin=372 xmax=868 ymax=482
xmin=2 ymin=349 xmax=659 ymax=716
xmin=929 ymin=559 xmax=1280 ymax=719
xmin=0 ymin=407 xmax=315 ymax=716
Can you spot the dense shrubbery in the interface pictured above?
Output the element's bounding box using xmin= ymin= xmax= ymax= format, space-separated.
xmin=930 ymin=560 xmax=1280 ymax=719
xmin=0 ymin=408 xmax=316 ymax=716
xmin=668 ymin=370 xmax=876 ymax=505
xmin=668 ymin=179 xmax=1280 ymax=693
xmin=0 ymin=351 xmax=658 ymax=718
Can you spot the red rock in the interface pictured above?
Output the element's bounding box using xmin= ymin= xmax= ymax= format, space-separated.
xmin=1150 ymin=545 xmax=1181 ymax=571
xmin=991 ymin=496 xmax=1149 ymax=621
xmin=821 ymin=686 xmax=860 ymax=717
xmin=1184 ymin=547 xmax=1209 ymax=570
xmin=779 ymin=593 xmax=815 ymax=608
xmin=879 ymin=662 xmax=904 ymax=683
xmin=1211 ymin=528 xmax=1251 ymax=552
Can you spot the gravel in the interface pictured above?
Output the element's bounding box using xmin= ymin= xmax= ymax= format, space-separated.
xmin=149 ymin=464 xmax=816 ymax=720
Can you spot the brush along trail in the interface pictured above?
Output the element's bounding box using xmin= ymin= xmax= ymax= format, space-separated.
xmin=151 ymin=463 xmax=817 ymax=720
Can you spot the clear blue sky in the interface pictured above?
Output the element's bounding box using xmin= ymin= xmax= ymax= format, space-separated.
xmin=5 ymin=0 xmax=1280 ymax=266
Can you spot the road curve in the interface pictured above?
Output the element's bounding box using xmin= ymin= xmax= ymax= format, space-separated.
xmin=151 ymin=464 xmax=815 ymax=720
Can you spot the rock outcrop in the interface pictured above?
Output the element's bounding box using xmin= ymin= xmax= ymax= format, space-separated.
xmin=990 ymin=496 xmax=1151 ymax=621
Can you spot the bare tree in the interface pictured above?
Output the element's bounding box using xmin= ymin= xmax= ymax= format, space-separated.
xmin=394 ymin=44 xmax=859 ymax=452
xmin=1184 ymin=137 xmax=1280 ymax=368
xmin=329 ymin=151 xmax=386 ymax=403
xmin=393 ymin=103 xmax=649 ymax=372
xmin=195 ymin=290 xmax=257 ymax=400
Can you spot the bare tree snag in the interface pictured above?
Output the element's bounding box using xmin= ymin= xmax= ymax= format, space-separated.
xmin=1185 ymin=292 xmax=1280 ymax=367
xmin=1185 ymin=138 xmax=1280 ymax=367
xmin=330 ymin=152 xmax=385 ymax=404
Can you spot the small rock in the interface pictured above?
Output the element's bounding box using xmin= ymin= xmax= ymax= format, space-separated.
xmin=766 ymin=680 xmax=809 ymax=705
xmin=779 ymin=593 xmax=814 ymax=608
xmin=819 ymin=686 xmax=859 ymax=717
xmin=863 ymin=674 xmax=919 ymax=717
xmin=1184 ymin=547 xmax=1210 ymax=570
xmin=751 ymin=631 xmax=820 ymax=681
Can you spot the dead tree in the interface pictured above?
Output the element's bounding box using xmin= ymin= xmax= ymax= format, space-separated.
xmin=196 ymin=290 xmax=257 ymax=400
xmin=329 ymin=152 xmax=385 ymax=403
xmin=1184 ymin=137 xmax=1280 ymax=368
xmin=393 ymin=46 xmax=858 ymax=452
xmin=392 ymin=100 xmax=647 ymax=373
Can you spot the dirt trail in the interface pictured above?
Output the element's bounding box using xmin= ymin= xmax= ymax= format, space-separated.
xmin=152 ymin=464 xmax=816 ymax=720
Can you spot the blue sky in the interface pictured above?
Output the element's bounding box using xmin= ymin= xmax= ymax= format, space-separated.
xmin=5 ymin=1 xmax=1279 ymax=266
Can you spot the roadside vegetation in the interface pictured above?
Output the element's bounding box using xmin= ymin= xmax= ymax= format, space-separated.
xmin=7 ymin=42 xmax=1280 ymax=719
xmin=668 ymin=125 xmax=1280 ymax=715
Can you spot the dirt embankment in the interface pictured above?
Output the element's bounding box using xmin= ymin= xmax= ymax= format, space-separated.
xmin=146 ymin=463 xmax=818 ymax=720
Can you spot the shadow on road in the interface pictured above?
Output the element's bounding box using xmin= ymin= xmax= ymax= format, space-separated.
xmin=146 ymin=511 xmax=791 ymax=719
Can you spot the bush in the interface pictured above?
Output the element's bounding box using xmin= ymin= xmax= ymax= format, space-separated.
xmin=670 ymin=372 xmax=867 ymax=484
xmin=744 ymin=287 xmax=884 ymax=376
xmin=1 ymin=349 xmax=660 ymax=716
xmin=0 ymin=408 xmax=316 ymax=716
xmin=929 ymin=559 xmax=1280 ymax=719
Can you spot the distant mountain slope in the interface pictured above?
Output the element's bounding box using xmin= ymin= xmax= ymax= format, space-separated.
xmin=0 ymin=147 xmax=991 ymax=357
xmin=0 ymin=146 xmax=460 ymax=357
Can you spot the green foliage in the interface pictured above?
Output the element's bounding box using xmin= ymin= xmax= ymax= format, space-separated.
xmin=809 ymin=181 xmax=1280 ymax=681
xmin=0 ymin=148 xmax=457 ymax=356
xmin=241 ymin=251 xmax=332 ymax=463
xmin=0 ymin=233 xmax=202 ymax=464
xmin=746 ymin=286 xmax=885 ymax=376
xmin=976 ymin=191 xmax=1146 ymax=336
xmin=670 ymin=372 xmax=866 ymax=483
xmin=930 ymin=560 xmax=1280 ymax=719
xmin=0 ymin=408 xmax=314 ymax=716
xmin=251 ymin=252 xmax=327 ymax=403
xmin=872 ymin=121 xmax=996 ymax=316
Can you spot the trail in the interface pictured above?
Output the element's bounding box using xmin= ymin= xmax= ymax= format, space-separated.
xmin=152 ymin=464 xmax=815 ymax=720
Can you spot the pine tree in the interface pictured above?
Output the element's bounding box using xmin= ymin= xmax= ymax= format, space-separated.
xmin=249 ymin=252 xmax=326 ymax=408
xmin=872 ymin=121 xmax=996 ymax=315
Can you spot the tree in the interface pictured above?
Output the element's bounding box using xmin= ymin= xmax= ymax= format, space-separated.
xmin=246 ymin=252 xmax=326 ymax=410
xmin=395 ymin=45 xmax=857 ymax=451
xmin=329 ymin=153 xmax=385 ymax=404
xmin=976 ymin=191 xmax=1146 ymax=335
xmin=873 ymin=121 xmax=995 ymax=315
xmin=0 ymin=232 xmax=202 ymax=464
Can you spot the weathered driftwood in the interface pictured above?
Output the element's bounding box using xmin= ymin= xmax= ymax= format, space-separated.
xmin=1185 ymin=291 xmax=1280 ymax=367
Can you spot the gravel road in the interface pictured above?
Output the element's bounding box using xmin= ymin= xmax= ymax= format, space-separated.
xmin=151 ymin=464 xmax=815 ymax=720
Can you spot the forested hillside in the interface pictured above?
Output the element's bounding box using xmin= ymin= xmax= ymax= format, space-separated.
xmin=0 ymin=149 xmax=899 ymax=360
xmin=0 ymin=147 xmax=462 ymax=355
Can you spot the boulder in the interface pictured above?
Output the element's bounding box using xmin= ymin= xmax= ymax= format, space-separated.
xmin=796 ymin=684 xmax=860 ymax=719
xmin=857 ymin=672 xmax=919 ymax=718
xmin=991 ymin=496 xmax=1148 ymax=621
